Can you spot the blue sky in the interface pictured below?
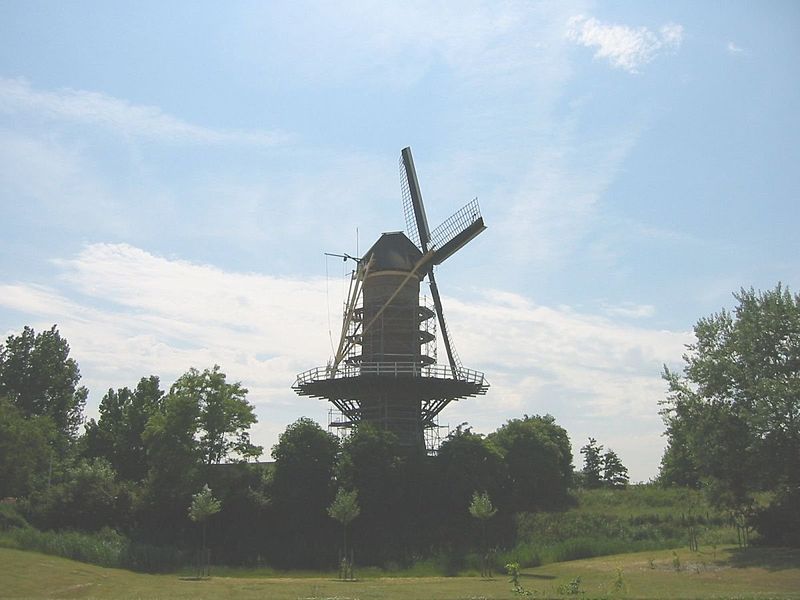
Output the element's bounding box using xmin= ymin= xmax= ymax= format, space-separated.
xmin=1 ymin=1 xmax=798 ymax=481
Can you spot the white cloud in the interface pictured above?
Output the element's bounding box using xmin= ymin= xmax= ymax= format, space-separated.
xmin=727 ymin=41 xmax=746 ymax=55
xmin=0 ymin=243 xmax=690 ymax=479
xmin=603 ymin=302 xmax=656 ymax=319
xmin=0 ymin=77 xmax=287 ymax=145
xmin=566 ymin=15 xmax=684 ymax=73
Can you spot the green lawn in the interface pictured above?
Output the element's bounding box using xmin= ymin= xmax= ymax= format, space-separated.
xmin=2 ymin=545 xmax=799 ymax=599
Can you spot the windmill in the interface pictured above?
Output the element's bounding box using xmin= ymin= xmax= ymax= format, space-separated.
xmin=293 ymin=147 xmax=488 ymax=451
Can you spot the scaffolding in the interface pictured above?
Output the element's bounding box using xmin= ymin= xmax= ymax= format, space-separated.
xmin=328 ymin=406 xmax=450 ymax=455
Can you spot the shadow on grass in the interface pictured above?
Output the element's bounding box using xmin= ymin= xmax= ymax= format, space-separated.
xmin=724 ymin=547 xmax=800 ymax=571
xmin=520 ymin=573 xmax=556 ymax=580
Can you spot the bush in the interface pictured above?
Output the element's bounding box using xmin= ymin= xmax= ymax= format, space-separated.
xmin=0 ymin=503 xmax=29 ymax=531
xmin=753 ymin=487 xmax=800 ymax=548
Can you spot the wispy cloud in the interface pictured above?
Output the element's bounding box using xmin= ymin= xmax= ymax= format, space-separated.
xmin=567 ymin=15 xmax=684 ymax=73
xmin=726 ymin=41 xmax=746 ymax=56
xmin=233 ymin=2 xmax=575 ymax=88
xmin=602 ymin=302 xmax=656 ymax=319
xmin=0 ymin=243 xmax=690 ymax=479
xmin=0 ymin=77 xmax=287 ymax=145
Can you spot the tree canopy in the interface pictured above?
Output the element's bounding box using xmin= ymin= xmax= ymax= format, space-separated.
xmin=579 ymin=438 xmax=603 ymax=489
xmin=84 ymin=376 xmax=164 ymax=482
xmin=488 ymin=414 xmax=573 ymax=512
xmin=659 ymin=284 xmax=800 ymax=501
xmin=271 ymin=417 xmax=339 ymax=516
xmin=0 ymin=397 xmax=57 ymax=497
xmin=0 ymin=325 xmax=87 ymax=443
xmin=170 ymin=365 xmax=262 ymax=464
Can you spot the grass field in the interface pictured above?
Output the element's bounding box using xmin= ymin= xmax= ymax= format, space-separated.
xmin=2 ymin=545 xmax=799 ymax=599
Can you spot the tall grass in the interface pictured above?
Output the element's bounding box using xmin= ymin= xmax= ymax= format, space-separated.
xmin=3 ymin=527 xmax=127 ymax=567
xmin=0 ymin=524 xmax=184 ymax=572
xmin=498 ymin=485 xmax=737 ymax=568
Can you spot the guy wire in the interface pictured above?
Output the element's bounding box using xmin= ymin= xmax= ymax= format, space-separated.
xmin=325 ymin=255 xmax=335 ymax=356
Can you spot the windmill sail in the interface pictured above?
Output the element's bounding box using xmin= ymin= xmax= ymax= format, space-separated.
xmin=400 ymin=147 xmax=431 ymax=251
xmin=399 ymin=146 xmax=480 ymax=377
xmin=427 ymin=269 xmax=461 ymax=373
xmin=429 ymin=199 xmax=486 ymax=265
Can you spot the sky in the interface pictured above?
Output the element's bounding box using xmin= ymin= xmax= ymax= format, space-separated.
xmin=1 ymin=1 xmax=798 ymax=482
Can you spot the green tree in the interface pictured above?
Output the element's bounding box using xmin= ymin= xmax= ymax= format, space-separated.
xmin=140 ymin=384 xmax=203 ymax=539
xmin=327 ymin=487 xmax=360 ymax=579
xmin=83 ymin=376 xmax=164 ymax=481
xmin=0 ymin=397 xmax=57 ymax=497
xmin=140 ymin=366 xmax=260 ymax=545
xmin=170 ymin=365 xmax=261 ymax=464
xmin=469 ymin=490 xmax=498 ymax=578
xmin=658 ymin=435 xmax=701 ymax=488
xmin=660 ymin=284 xmax=800 ymax=544
xmin=0 ymin=325 xmax=87 ymax=443
xmin=271 ymin=418 xmax=339 ymax=514
xmin=27 ymin=458 xmax=127 ymax=531
xmin=189 ymin=484 xmax=222 ymax=577
xmin=270 ymin=418 xmax=340 ymax=566
xmin=438 ymin=426 xmax=508 ymax=512
xmin=601 ymin=449 xmax=629 ymax=488
xmin=337 ymin=425 xmax=405 ymax=562
xmin=579 ymin=437 xmax=603 ymax=489
xmin=488 ymin=415 xmax=573 ymax=512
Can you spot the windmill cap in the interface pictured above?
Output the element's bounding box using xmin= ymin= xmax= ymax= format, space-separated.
xmin=362 ymin=232 xmax=423 ymax=272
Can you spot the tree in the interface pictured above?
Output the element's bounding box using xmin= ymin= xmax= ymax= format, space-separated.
xmin=658 ymin=435 xmax=701 ymax=488
xmin=0 ymin=325 xmax=87 ymax=443
xmin=434 ymin=426 xmax=509 ymax=549
xmin=437 ymin=426 xmax=508 ymax=512
xmin=469 ymin=490 xmax=498 ymax=521
xmin=337 ymin=424 xmax=405 ymax=563
xmin=580 ymin=438 xmax=604 ymax=489
xmin=271 ymin=418 xmax=339 ymax=514
xmin=27 ymin=458 xmax=127 ymax=531
xmin=270 ymin=418 xmax=340 ymax=566
xmin=469 ymin=490 xmax=498 ymax=578
xmin=189 ymin=484 xmax=222 ymax=577
xmin=327 ymin=487 xmax=360 ymax=580
xmin=660 ymin=284 xmax=800 ymax=545
xmin=488 ymin=415 xmax=573 ymax=512
xmin=170 ymin=365 xmax=261 ymax=464
xmin=137 ymin=367 xmax=258 ymax=548
xmin=83 ymin=376 xmax=164 ymax=481
xmin=138 ymin=382 xmax=205 ymax=544
xmin=0 ymin=397 xmax=57 ymax=497
xmin=601 ymin=449 xmax=629 ymax=488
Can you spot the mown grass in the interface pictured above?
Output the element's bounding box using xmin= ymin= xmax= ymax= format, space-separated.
xmin=2 ymin=545 xmax=799 ymax=599
xmin=515 ymin=545 xmax=800 ymax=599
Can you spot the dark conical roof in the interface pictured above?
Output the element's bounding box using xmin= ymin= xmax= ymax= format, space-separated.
xmin=362 ymin=232 xmax=423 ymax=272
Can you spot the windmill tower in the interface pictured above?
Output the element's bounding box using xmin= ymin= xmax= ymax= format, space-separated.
xmin=293 ymin=147 xmax=488 ymax=451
